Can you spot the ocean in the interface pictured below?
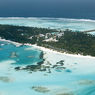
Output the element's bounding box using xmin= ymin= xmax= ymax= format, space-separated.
xmin=0 ymin=0 xmax=95 ymax=19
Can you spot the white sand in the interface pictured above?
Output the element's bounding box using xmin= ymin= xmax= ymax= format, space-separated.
xmin=1 ymin=38 xmax=95 ymax=59
xmin=32 ymin=44 xmax=95 ymax=59
xmin=1 ymin=38 xmax=95 ymax=75
xmin=32 ymin=45 xmax=95 ymax=75
xmin=0 ymin=38 xmax=22 ymax=47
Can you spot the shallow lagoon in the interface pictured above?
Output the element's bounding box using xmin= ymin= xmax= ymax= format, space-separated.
xmin=0 ymin=41 xmax=42 ymax=66
xmin=0 ymin=41 xmax=95 ymax=95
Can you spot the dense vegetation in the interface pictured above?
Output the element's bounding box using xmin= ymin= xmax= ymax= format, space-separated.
xmin=41 ymin=31 xmax=95 ymax=56
xmin=0 ymin=25 xmax=57 ymax=44
xmin=0 ymin=24 xmax=95 ymax=56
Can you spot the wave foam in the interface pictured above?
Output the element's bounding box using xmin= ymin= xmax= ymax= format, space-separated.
xmin=0 ymin=17 xmax=95 ymax=22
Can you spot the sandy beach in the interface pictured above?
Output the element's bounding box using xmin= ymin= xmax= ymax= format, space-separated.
xmin=0 ymin=38 xmax=95 ymax=66
xmin=31 ymin=44 xmax=95 ymax=76
xmin=0 ymin=38 xmax=22 ymax=47
xmin=32 ymin=44 xmax=95 ymax=59
xmin=0 ymin=36 xmax=95 ymax=59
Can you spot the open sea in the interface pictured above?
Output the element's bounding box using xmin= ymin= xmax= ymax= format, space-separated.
xmin=0 ymin=0 xmax=95 ymax=19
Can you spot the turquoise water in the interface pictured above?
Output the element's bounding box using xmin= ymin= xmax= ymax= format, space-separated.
xmin=0 ymin=17 xmax=95 ymax=31
xmin=0 ymin=41 xmax=42 ymax=66
xmin=0 ymin=41 xmax=95 ymax=95
xmin=0 ymin=18 xmax=95 ymax=95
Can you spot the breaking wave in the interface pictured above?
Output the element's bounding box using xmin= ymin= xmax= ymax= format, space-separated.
xmin=0 ymin=17 xmax=95 ymax=31
xmin=0 ymin=17 xmax=95 ymax=22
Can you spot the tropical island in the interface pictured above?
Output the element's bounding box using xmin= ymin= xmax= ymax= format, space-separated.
xmin=0 ymin=24 xmax=95 ymax=56
xmin=0 ymin=23 xmax=95 ymax=95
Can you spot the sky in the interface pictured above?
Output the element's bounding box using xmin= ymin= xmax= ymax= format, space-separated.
xmin=0 ymin=0 xmax=95 ymax=19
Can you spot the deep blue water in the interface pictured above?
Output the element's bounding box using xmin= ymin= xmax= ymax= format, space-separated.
xmin=0 ymin=0 xmax=95 ymax=19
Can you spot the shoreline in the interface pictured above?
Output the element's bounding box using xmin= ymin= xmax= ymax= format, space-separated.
xmin=32 ymin=44 xmax=95 ymax=59
xmin=0 ymin=38 xmax=22 ymax=47
xmin=0 ymin=38 xmax=95 ymax=59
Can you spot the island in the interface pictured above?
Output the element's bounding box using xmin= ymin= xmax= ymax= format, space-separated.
xmin=0 ymin=24 xmax=95 ymax=56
